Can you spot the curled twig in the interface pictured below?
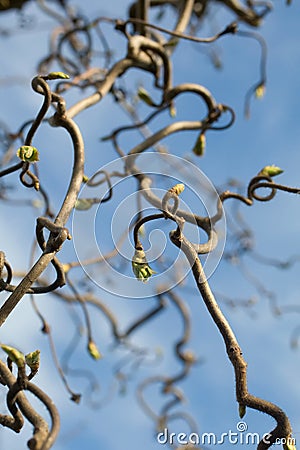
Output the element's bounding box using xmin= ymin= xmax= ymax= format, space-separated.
xmin=169 ymin=227 xmax=293 ymax=449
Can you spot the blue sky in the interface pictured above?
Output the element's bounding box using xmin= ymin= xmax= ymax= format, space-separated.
xmin=0 ymin=1 xmax=300 ymax=449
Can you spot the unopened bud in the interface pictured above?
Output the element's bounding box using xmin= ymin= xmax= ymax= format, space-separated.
xmin=137 ymin=87 xmax=154 ymax=106
xmin=75 ymin=198 xmax=95 ymax=210
xmin=1 ymin=344 xmax=25 ymax=368
xmin=282 ymin=439 xmax=296 ymax=450
xmin=239 ymin=403 xmax=246 ymax=419
xmin=255 ymin=84 xmax=265 ymax=99
xmin=258 ymin=165 xmax=283 ymax=177
xmin=88 ymin=341 xmax=102 ymax=360
xmin=46 ymin=72 xmax=70 ymax=80
xmin=192 ymin=133 xmax=206 ymax=156
xmin=168 ymin=183 xmax=185 ymax=196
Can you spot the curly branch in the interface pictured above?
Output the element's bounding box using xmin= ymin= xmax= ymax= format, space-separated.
xmin=169 ymin=228 xmax=293 ymax=449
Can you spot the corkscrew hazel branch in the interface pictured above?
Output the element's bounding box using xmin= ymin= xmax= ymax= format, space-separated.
xmin=216 ymin=166 xmax=300 ymax=213
xmin=118 ymin=18 xmax=238 ymax=44
xmin=0 ymin=73 xmax=84 ymax=326
xmin=169 ymin=226 xmax=293 ymax=449
xmin=0 ymin=355 xmax=60 ymax=449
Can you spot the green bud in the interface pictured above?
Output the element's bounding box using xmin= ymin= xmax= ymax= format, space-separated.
xmin=137 ymin=87 xmax=154 ymax=106
xmin=1 ymin=344 xmax=25 ymax=368
xmin=17 ymin=145 xmax=39 ymax=162
xmin=283 ymin=439 xmax=296 ymax=450
xmin=258 ymin=165 xmax=284 ymax=177
xmin=82 ymin=174 xmax=89 ymax=184
xmin=169 ymin=104 xmax=177 ymax=117
xmin=168 ymin=183 xmax=185 ymax=196
xmin=132 ymin=249 xmax=156 ymax=283
xmin=239 ymin=403 xmax=246 ymax=419
xmin=25 ymin=350 xmax=40 ymax=371
xmin=192 ymin=133 xmax=206 ymax=157
xmin=255 ymin=84 xmax=265 ymax=99
xmin=46 ymin=71 xmax=70 ymax=80
xmin=88 ymin=341 xmax=102 ymax=360
xmin=75 ymin=198 xmax=95 ymax=211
